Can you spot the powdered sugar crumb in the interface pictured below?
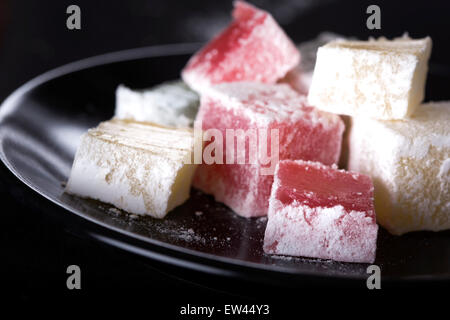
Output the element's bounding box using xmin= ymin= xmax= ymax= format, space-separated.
xmin=108 ymin=207 xmax=121 ymax=215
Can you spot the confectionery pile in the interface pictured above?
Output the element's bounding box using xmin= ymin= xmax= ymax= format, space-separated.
xmin=66 ymin=1 xmax=449 ymax=263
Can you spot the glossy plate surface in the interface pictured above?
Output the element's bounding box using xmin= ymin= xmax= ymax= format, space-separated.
xmin=0 ymin=44 xmax=449 ymax=284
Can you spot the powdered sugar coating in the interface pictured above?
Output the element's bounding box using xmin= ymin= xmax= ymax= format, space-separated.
xmin=279 ymin=32 xmax=347 ymax=94
xmin=182 ymin=1 xmax=300 ymax=93
xmin=348 ymin=102 xmax=450 ymax=234
xmin=199 ymin=82 xmax=342 ymax=128
xmin=264 ymin=160 xmax=377 ymax=263
xmin=193 ymin=84 xmax=344 ymax=217
xmin=66 ymin=120 xmax=197 ymax=218
xmin=115 ymin=81 xmax=199 ymax=128
xmin=308 ymin=35 xmax=432 ymax=119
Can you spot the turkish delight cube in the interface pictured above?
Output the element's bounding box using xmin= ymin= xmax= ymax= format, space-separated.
xmin=182 ymin=1 xmax=299 ymax=93
xmin=348 ymin=102 xmax=450 ymax=235
xmin=66 ymin=119 xmax=198 ymax=218
xmin=115 ymin=81 xmax=199 ymax=128
xmin=264 ymin=160 xmax=378 ymax=263
xmin=194 ymin=82 xmax=344 ymax=217
xmin=308 ymin=35 xmax=432 ymax=119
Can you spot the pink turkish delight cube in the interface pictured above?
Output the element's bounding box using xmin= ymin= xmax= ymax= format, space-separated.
xmin=263 ymin=160 xmax=378 ymax=263
xmin=182 ymin=1 xmax=300 ymax=93
xmin=194 ymin=83 xmax=344 ymax=217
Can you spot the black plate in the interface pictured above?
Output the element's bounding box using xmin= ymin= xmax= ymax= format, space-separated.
xmin=0 ymin=43 xmax=449 ymax=285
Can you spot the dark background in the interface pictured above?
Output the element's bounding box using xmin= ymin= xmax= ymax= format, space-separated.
xmin=0 ymin=0 xmax=449 ymax=307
